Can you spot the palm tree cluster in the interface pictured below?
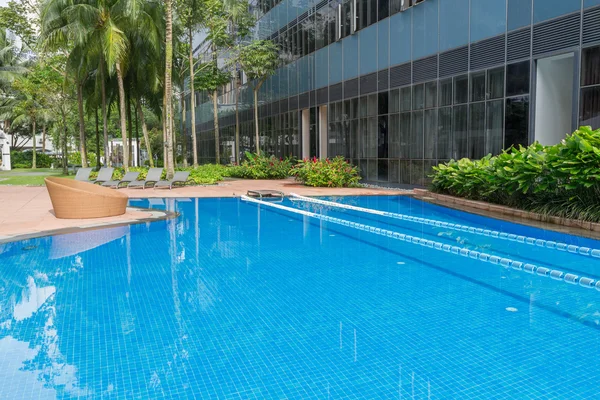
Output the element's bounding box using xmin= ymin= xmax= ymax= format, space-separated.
xmin=0 ymin=0 xmax=280 ymax=172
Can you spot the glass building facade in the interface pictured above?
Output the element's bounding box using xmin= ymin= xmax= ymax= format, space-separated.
xmin=187 ymin=0 xmax=600 ymax=185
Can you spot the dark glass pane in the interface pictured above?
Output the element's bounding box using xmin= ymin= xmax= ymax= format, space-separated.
xmin=389 ymin=159 xmax=399 ymax=182
xmin=389 ymin=114 xmax=400 ymax=158
xmin=439 ymin=78 xmax=453 ymax=106
xmin=582 ymin=46 xmax=600 ymax=87
xmin=370 ymin=0 xmax=378 ymax=25
xmin=390 ymin=89 xmax=400 ymax=113
xmin=343 ymin=100 xmax=351 ymax=120
xmin=505 ymin=96 xmax=529 ymax=149
xmin=343 ymin=0 xmax=352 ymax=38
xmin=378 ymin=160 xmax=389 ymax=181
xmin=580 ymin=86 xmax=600 ymax=129
xmin=350 ymin=119 xmax=359 ymax=158
xmin=486 ymin=99 xmax=504 ymax=155
xmin=368 ymin=94 xmax=378 ymax=117
xmin=424 ymin=109 xmax=437 ymax=159
xmin=400 ymin=87 xmax=412 ymax=111
xmin=410 ymin=160 xmax=424 ymax=185
xmin=390 ymin=0 xmax=402 ymax=14
xmin=308 ymin=15 xmax=315 ymax=53
xmin=378 ymin=91 xmax=389 ymax=115
xmin=506 ymin=61 xmax=530 ymax=96
xmin=379 ymin=0 xmax=389 ymax=20
xmin=470 ymin=71 xmax=486 ymax=102
xmin=378 ymin=115 xmax=388 ymax=158
xmin=438 ymin=107 xmax=452 ymax=159
xmin=315 ymin=11 xmax=326 ymax=50
xmin=453 ymin=105 xmax=468 ymax=158
xmin=359 ymin=96 xmax=368 ymax=117
xmin=368 ymin=159 xmax=378 ymax=180
xmin=454 ymin=75 xmax=469 ymax=104
xmin=399 ymin=160 xmax=410 ymax=184
xmin=351 ymin=98 xmax=359 ymax=118
xmin=487 ymin=67 xmax=504 ymax=99
xmin=425 ymin=81 xmax=437 ymax=109
xmin=413 ymin=84 xmax=425 ymax=110
xmin=411 ymin=111 xmax=424 ymax=159
xmin=469 ymin=102 xmax=485 ymax=159
xmin=399 ymin=112 xmax=411 ymax=158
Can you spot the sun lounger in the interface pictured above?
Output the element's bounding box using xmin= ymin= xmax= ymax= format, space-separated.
xmin=91 ymin=167 xmax=115 ymax=185
xmin=101 ymin=171 xmax=140 ymax=189
xmin=127 ymin=167 xmax=163 ymax=189
xmin=154 ymin=171 xmax=192 ymax=190
xmin=74 ymin=167 xmax=93 ymax=181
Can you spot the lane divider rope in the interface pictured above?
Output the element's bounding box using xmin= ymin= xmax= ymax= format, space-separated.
xmin=242 ymin=195 xmax=600 ymax=292
xmin=289 ymin=193 xmax=600 ymax=260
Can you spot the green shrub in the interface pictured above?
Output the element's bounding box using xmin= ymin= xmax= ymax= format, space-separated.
xmin=10 ymin=150 xmax=54 ymax=168
xmin=178 ymin=164 xmax=230 ymax=184
xmin=291 ymin=156 xmax=361 ymax=187
xmin=430 ymin=126 xmax=600 ymax=222
xmin=68 ymin=152 xmax=99 ymax=167
xmin=227 ymin=152 xmax=294 ymax=179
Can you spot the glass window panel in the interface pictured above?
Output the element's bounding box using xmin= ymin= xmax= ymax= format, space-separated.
xmin=389 ymin=113 xmax=400 ymax=158
xmin=469 ymin=102 xmax=485 ymax=159
xmin=350 ymin=119 xmax=359 ymax=158
xmin=506 ymin=61 xmax=530 ymax=96
xmin=399 ymin=112 xmax=411 ymax=159
xmin=453 ymin=105 xmax=468 ymax=158
xmin=411 ymin=111 xmax=424 ymax=159
xmin=400 ymin=87 xmax=412 ymax=111
xmin=425 ymin=81 xmax=437 ymax=109
xmin=505 ymin=96 xmax=529 ymax=149
xmin=439 ymin=78 xmax=453 ymax=107
xmin=470 ymin=71 xmax=486 ymax=102
xmin=359 ymin=118 xmax=368 ymax=157
xmin=580 ymin=86 xmax=600 ymax=129
xmin=343 ymin=100 xmax=351 ymax=120
xmin=336 ymin=101 xmax=343 ymax=122
xmin=368 ymin=94 xmax=378 ymax=116
xmin=390 ymin=89 xmax=400 ymax=113
xmin=582 ymin=46 xmax=600 ymax=87
xmin=389 ymin=159 xmax=399 ymax=183
xmin=486 ymin=100 xmax=504 ymax=155
xmin=379 ymin=0 xmax=389 ymax=21
xmin=399 ymin=160 xmax=410 ymax=184
xmin=424 ymin=109 xmax=437 ymax=159
xmin=438 ymin=107 xmax=452 ymax=159
xmin=378 ymin=160 xmax=389 ymax=181
xmin=413 ymin=84 xmax=425 ymax=110
xmin=343 ymin=0 xmax=352 ymax=38
xmin=368 ymin=117 xmax=378 ymax=157
xmin=454 ymin=75 xmax=469 ymax=104
xmin=359 ymin=96 xmax=368 ymax=117
xmin=350 ymin=98 xmax=359 ymax=118
xmin=368 ymin=159 xmax=378 ymax=181
xmin=487 ymin=67 xmax=504 ymax=99
xmin=410 ymin=160 xmax=424 ymax=185
xmin=378 ymin=91 xmax=389 ymax=115
xmin=378 ymin=115 xmax=388 ymax=158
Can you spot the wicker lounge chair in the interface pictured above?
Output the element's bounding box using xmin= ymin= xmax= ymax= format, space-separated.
xmin=74 ymin=167 xmax=93 ymax=181
xmin=101 ymin=171 xmax=140 ymax=189
xmin=45 ymin=177 xmax=128 ymax=219
xmin=154 ymin=171 xmax=192 ymax=190
xmin=128 ymin=168 xmax=163 ymax=189
xmin=91 ymin=167 xmax=115 ymax=185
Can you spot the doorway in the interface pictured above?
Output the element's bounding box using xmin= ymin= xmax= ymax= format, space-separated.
xmin=301 ymin=107 xmax=328 ymax=159
xmin=534 ymin=53 xmax=576 ymax=145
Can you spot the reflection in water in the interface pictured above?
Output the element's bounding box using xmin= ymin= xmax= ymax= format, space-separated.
xmin=49 ymin=226 xmax=129 ymax=260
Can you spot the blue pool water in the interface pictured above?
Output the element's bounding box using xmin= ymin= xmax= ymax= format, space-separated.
xmin=1 ymin=195 xmax=600 ymax=399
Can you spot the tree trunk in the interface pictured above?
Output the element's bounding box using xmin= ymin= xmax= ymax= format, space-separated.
xmin=100 ymin=59 xmax=110 ymax=166
xmin=181 ymin=93 xmax=188 ymax=167
xmin=162 ymin=90 xmax=167 ymax=168
xmin=211 ymin=91 xmax=220 ymax=164
xmin=77 ymin=82 xmax=87 ymax=167
xmin=172 ymin=96 xmax=177 ymax=168
xmin=116 ymin=63 xmax=130 ymax=171
xmin=127 ymin=93 xmax=133 ymax=166
xmin=164 ymin=0 xmax=175 ymax=179
xmin=253 ymin=88 xmax=260 ymax=155
xmin=61 ymin=109 xmax=68 ymax=174
xmin=42 ymin=124 xmax=46 ymax=153
xmin=31 ymin=119 xmax=36 ymax=169
xmin=188 ymin=27 xmax=198 ymax=167
xmin=95 ymin=109 xmax=101 ymax=167
xmin=137 ymin=102 xmax=154 ymax=167
xmin=135 ymin=100 xmax=140 ymax=166
xmin=235 ymin=72 xmax=240 ymax=163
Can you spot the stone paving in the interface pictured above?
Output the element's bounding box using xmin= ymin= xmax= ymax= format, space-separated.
xmin=0 ymin=178 xmax=408 ymax=239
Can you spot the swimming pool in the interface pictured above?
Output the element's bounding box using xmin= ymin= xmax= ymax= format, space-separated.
xmin=1 ymin=195 xmax=599 ymax=398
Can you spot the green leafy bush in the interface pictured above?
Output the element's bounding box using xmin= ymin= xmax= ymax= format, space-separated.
xmin=179 ymin=164 xmax=230 ymax=184
xmin=68 ymin=152 xmax=99 ymax=167
xmin=10 ymin=150 xmax=54 ymax=168
xmin=227 ymin=152 xmax=294 ymax=179
xmin=431 ymin=126 xmax=600 ymax=222
xmin=291 ymin=156 xmax=361 ymax=187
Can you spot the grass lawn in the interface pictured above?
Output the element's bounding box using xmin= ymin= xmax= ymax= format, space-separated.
xmin=0 ymin=168 xmax=74 ymax=186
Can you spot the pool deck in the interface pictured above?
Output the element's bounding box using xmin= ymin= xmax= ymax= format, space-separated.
xmin=0 ymin=179 xmax=407 ymax=240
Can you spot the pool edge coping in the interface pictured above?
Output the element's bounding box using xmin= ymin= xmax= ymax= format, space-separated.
xmin=0 ymin=207 xmax=180 ymax=244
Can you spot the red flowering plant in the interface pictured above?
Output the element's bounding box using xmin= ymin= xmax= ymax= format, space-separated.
xmin=228 ymin=152 xmax=295 ymax=179
xmin=290 ymin=156 xmax=361 ymax=187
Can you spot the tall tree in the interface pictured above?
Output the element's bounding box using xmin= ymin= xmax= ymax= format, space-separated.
xmin=237 ymin=40 xmax=279 ymax=155
xmin=164 ymin=0 xmax=175 ymax=178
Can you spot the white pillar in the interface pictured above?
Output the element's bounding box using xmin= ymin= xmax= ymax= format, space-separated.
xmin=0 ymin=132 xmax=10 ymax=171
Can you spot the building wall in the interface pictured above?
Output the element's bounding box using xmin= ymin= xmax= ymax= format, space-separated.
xmin=187 ymin=0 xmax=600 ymax=185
